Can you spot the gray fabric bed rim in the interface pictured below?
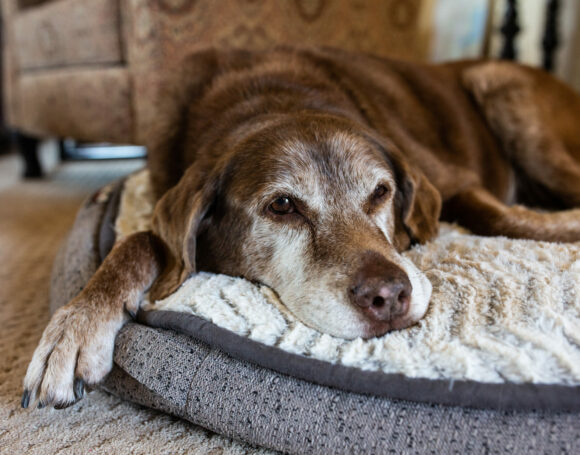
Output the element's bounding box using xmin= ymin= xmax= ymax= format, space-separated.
xmin=89 ymin=176 xmax=579 ymax=413
xmin=137 ymin=310 xmax=580 ymax=412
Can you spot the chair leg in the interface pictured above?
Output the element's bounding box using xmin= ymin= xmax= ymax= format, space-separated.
xmin=542 ymin=0 xmax=560 ymax=72
xmin=499 ymin=0 xmax=520 ymax=60
xmin=58 ymin=139 xmax=69 ymax=161
xmin=15 ymin=132 xmax=42 ymax=178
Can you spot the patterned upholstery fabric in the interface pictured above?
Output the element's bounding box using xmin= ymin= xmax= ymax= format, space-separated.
xmin=124 ymin=0 xmax=431 ymax=145
xmin=17 ymin=0 xmax=52 ymax=9
xmin=18 ymin=67 xmax=132 ymax=143
xmin=2 ymin=0 xmax=431 ymax=143
xmin=13 ymin=0 xmax=123 ymax=70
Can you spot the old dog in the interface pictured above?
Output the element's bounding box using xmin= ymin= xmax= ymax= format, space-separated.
xmin=22 ymin=47 xmax=580 ymax=409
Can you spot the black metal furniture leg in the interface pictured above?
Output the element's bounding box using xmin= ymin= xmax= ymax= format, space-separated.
xmin=500 ymin=0 xmax=520 ymax=60
xmin=15 ymin=132 xmax=42 ymax=178
xmin=542 ymin=0 xmax=560 ymax=72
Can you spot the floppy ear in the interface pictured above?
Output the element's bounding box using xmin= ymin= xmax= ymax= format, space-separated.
xmin=142 ymin=50 xmax=219 ymax=300
xmin=149 ymin=166 xmax=218 ymax=301
xmin=146 ymin=48 xmax=254 ymax=300
xmin=392 ymin=155 xmax=442 ymax=250
xmin=365 ymin=132 xmax=441 ymax=250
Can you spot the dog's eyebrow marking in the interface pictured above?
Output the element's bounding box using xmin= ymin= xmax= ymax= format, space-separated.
xmin=248 ymin=130 xmax=398 ymax=255
xmin=276 ymin=132 xmax=395 ymax=199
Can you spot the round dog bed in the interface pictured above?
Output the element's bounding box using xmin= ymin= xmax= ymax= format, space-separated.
xmin=50 ymin=171 xmax=580 ymax=454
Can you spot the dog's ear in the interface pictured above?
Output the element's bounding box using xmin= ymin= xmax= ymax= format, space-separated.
xmin=142 ymin=50 xmax=221 ymax=300
xmin=149 ymin=165 xmax=218 ymax=301
xmin=395 ymin=166 xmax=441 ymax=249
xmin=369 ymin=134 xmax=441 ymax=249
xmin=146 ymin=48 xmax=257 ymax=300
xmin=390 ymin=152 xmax=441 ymax=250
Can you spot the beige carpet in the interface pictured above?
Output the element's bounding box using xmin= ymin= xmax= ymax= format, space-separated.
xmin=0 ymin=153 xmax=274 ymax=454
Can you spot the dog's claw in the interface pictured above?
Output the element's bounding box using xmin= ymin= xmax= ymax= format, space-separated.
xmin=37 ymin=402 xmax=45 ymax=409
xmin=124 ymin=302 xmax=137 ymax=319
xmin=54 ymin=401 xmax=73 ymax=410
xmin=21 ymin=390 xmax=30 ymax=409
xmin=74 ymin=378 xmax=85 ymax=401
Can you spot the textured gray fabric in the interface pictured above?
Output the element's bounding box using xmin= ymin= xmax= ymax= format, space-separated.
xmin=139 ymin=310 xmax=580 ymax=412
xmin=50 ymin=180 xmax=123 ymax=315
xmin=101 ymin=323 xmax=579 ymax=455
xmin=50 ymin=192 xmax=107 ymax=314
xmin=51 ymin=183 xmax=580 ymax=454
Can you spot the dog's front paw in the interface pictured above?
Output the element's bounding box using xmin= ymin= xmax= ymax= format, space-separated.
xmin=22 ymin=297 xmax=128 ymax=409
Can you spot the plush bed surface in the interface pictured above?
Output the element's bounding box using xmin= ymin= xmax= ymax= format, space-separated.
xmin=49 ymin=171 xmax=580 ymax=454
xmin=118 ymin=170 xmax=580 ymax=387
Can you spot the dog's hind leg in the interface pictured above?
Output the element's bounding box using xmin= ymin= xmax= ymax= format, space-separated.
xmin=442 ymin=186 xmax=580 ymax=242
xmin=462 ymin=61 xmax=580 ymax=209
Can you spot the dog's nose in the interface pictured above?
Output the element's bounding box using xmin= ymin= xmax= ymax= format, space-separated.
xmin=349 ymin=253 xmax=412 ymax=323
xmin=349 ymin=279 xmax=410 ymax=321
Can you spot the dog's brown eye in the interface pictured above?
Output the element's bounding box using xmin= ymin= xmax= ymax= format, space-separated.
xmin=372 ymin=184 xmax=389 ymax=201
xmin=269 ymin=196 xmax=295 ymax=215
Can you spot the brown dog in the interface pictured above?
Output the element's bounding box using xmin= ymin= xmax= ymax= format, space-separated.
xmin=22 ymin=47 xmax=580 ymax=409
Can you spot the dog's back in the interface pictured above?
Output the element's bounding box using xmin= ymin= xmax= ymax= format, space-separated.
xmin=147 ymin=49 xmax=507 ymax=202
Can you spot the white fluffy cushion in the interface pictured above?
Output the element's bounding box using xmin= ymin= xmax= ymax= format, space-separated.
xmin=117 ymin=170 xmax=580 ymax=385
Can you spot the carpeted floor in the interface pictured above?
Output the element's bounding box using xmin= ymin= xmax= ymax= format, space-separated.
xmin=0 ymin=153 xmax=274 ymax=454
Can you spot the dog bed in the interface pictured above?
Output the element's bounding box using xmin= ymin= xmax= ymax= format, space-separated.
xmin=50 ymin=170 xmax=580 ymax=454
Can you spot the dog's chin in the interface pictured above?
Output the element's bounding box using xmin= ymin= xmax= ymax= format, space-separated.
xmin=294 ymin=309 xmax=421 ymax=340
xmin=296 ymin=293 xmax=431 ymax=340
xmin=301 ymin=316 xmax=419 ymax=340
xmin=361 ymin=316 xmax=420 ymax=339
xmin=281 ymin=294 xmax=432 ymax=340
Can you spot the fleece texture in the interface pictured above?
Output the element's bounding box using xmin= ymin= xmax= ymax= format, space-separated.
xmin=116 ymin=170 xmax=580 ymax=385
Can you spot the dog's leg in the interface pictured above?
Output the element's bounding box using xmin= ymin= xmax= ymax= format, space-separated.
xmin=22 ymin=231 xmax=165 ymax=409
xmin=463 ymin=61 xmax=580 ymax=208
xmin=443 ymin=187 xmax=580 ymax=242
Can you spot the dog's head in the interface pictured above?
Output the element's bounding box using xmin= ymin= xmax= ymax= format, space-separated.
xmin=151 ymin=113 xmax=440 ymax=339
